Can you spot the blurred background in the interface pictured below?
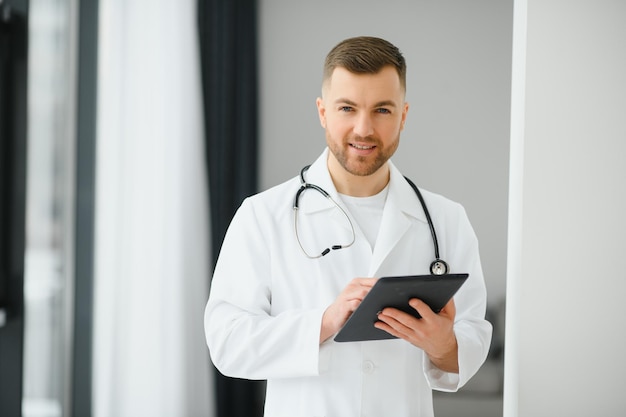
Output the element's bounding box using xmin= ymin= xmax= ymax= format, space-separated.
xmin=0 ymin=1 xmax=510 ymax=415
xmin=2 ymin=1 xmax=625 ymax=417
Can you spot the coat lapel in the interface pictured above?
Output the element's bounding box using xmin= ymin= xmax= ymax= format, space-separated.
xmin=369 ymin=162 xmax=428 ymax=276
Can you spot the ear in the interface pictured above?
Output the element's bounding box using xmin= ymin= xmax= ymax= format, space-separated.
xmin=400 ymin=102 xmax=409 ymax=131
xmin=316 ymin=97 xmax=326 ymax=128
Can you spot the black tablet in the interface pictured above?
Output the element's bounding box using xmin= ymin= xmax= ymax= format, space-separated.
xmin=334 ymin=273 xmax=469 ymax=342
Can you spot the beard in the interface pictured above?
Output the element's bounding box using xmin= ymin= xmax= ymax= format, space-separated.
xmin=326 ymin=132 xmax=400 ymax=177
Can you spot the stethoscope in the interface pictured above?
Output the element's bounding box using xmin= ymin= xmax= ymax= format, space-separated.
xmin=293 ymin=165 xmax=450 ymax=275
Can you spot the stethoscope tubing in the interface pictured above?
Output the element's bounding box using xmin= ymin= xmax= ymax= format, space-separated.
xmin=294 ymin=166 xmax=356 ymax=258
xmin=403 ymin=176 xmax=440 ymax=260
xmin=293 ymin=165 xmax=448 ymax=275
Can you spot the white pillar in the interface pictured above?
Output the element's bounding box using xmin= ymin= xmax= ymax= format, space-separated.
xmin=505 ymin=1 xmax=626 ymax=416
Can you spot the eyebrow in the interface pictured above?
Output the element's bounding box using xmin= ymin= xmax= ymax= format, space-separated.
xmin=334 ymin=98 xmax=398 ymax=108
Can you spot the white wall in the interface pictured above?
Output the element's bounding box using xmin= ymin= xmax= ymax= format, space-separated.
xmin=259 ymin=0 xmax=513 ymax=304
xmin=505 ymin=1 xmax=626 ymax=415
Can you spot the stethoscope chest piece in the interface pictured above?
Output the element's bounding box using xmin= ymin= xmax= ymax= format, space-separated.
xmin=430 ymin=259 xmax=449 ymax=276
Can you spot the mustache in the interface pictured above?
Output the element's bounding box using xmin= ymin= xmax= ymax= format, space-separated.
xmin=347 ymin=135 xmax=378 ymax=143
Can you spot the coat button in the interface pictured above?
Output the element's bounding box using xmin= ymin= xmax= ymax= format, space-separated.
xmin=362 ymin=360 xmax=375 ymax=374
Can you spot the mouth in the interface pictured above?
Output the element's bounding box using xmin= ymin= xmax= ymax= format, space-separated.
xmin=350 ymin=143 xmax=376 ymax=150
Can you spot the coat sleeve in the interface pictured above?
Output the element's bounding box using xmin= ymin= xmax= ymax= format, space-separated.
xmin=204 ymin=198 xmax=326 ymax=380
xmin=423 ymin=204 xmax=493 ymax=391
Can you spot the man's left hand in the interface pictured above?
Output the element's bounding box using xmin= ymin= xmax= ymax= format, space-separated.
xmin=375 ymin=298 xmax=459 ymax=373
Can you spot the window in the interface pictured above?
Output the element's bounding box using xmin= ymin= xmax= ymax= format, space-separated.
xmin=22 ymin=1 xmax=78 ymax=416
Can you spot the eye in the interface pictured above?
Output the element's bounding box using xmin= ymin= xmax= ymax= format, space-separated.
xmin=339 ymin=106 xmax=354 ymax=112
xmin=375 ymin=108 xmax=391 ymax=114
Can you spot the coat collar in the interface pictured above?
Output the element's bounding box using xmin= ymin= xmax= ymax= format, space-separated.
xmin=298 ymin=148 xmax=431 ymax=275
xmin=296 ymin=149 xmax=337 ymax=215
xmin=300 ymin=148 xmax=428 ymax=225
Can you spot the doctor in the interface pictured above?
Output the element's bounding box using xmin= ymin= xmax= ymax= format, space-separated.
xmin=205 ymin=36 xmax=492 ymax=417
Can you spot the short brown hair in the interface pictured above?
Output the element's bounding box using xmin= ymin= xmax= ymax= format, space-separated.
xmin=322 ymin=36 xmax=407 ymax=91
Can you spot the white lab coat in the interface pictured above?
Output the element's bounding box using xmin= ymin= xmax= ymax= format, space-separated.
xmin=205 ymin=148 xmax=492 ymax=417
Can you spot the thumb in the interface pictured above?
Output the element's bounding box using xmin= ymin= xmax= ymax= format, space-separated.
xmin=439 ymin=298 xmax=456 ymax=319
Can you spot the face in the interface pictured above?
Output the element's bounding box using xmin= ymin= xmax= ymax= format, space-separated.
xmin=316 ymin=66 xmax=409 ymax=179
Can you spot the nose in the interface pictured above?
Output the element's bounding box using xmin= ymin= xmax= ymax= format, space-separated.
xmin=353 ymin=113 xmax=374 ymax=138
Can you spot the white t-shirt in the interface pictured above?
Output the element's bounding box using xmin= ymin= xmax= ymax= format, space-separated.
xmin=339 ymin=185 xmax=389 ymax=251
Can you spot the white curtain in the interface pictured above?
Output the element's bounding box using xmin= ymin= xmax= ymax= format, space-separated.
xmin=94 ymin=1 xmax=213 ymax=416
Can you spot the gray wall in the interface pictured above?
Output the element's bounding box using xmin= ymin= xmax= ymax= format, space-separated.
xmin=259 ymin=0 xmax=513 ymax=304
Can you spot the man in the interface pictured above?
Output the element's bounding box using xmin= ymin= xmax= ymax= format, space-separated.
xmin=205 ymin=36 xmax=492 ymax=417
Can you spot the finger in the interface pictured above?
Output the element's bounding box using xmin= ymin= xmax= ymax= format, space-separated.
xmin=408 ymin=298 xmax=437 ymax=320
xmin=374 ymin=319 xmax=405 ymax=339
xmin=345 ymin=299 xmax=362 ymax=314
xmin=344 ymin=278 xmax=378 ymax=300
xmin=345 ymin=285 xmax=373 ymax=302
xmin=375 ymin=313 xmax=412 ymax=340
xmin=409 ymin=298 xmax=456 ymax=323
xmin=352 ymin=277 xmax=378 ymax=288
xmin=377 ymin=308 xmax=420 ymax=333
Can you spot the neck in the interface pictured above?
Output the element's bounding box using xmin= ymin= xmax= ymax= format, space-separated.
xmin=327 ymin=156 xmax=390 ymax=197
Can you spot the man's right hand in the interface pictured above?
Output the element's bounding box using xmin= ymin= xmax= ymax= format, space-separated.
xmin=319 ymin=277 xmax=377 ymax=343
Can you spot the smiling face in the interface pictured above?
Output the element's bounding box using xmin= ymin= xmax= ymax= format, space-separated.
xmin=316 ymin=65 xmax=409 ymax=195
